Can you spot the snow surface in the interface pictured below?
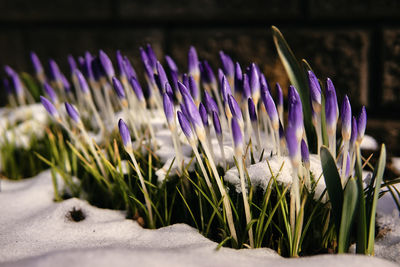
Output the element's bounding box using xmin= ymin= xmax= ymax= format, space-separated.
xmin=0 ymin=171 xmax=398 ymax=267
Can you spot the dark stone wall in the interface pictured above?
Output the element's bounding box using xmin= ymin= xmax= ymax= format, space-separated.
xmin=1 ymin=0 xmax=400 ymax=153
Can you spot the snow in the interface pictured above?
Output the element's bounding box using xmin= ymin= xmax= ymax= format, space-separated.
xmin=360 ymin=135 xmax=379 ymax=150
xmin=0 ymin=171 xmax=397 ymax=267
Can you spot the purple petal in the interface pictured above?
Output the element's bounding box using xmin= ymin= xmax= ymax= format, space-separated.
xmin=163 ymin=93 xmax=174 ymax=124
xmin=340 ymin=95 xmax=352 ymax=140
xmin=40 ymin=96 xmax=58 ymax=117
xmin=189 ymin=75 xmax=199 ymax=101
xmin=212 ymin=111 xmax=222 ymax=136
xmin=44 ymin=82 xmax=57 ymax=102
xmin=248 ymin=97 xmax=257 ymax=122
xmin=219 ymin=51 xmax=234 ymax=78
xmin=228 ymin=94 xmax=242 ymax=121
xmin=75 ymin=69 xmax=90 ymax=94
xmin=177 ymin=111 xmax=193 ymax=139
xmin=301 ymin=139 xmax=310 ymax=164
xmin=188 ymin=46 xmax=199 ymax=77
xmin=231 ymin=117 xmax=243 ymax=149
xmin=261 ymin=89 xmax=279 ymax=127
xmin=65 ymin=102 xmax=80 ymax=123
xmin=325 ymin=78 xmax=339 ymax=130
xmin=112 ymin=77 xmax=126 ymax=99
xmin=357 ymin=106 xmax=367 ymax=142
xmin=199 ymin=102 xmax=209 ymax=127
xmin=156 ymin=61 xmax=168 ymax=92
xmin=204 ymin=90 xmax=218 ymax=114
xmin=242 ymin=73 xmax=251 ymax=99
xmin=99 ymin=50 xmax=115 ymax=79
xmin=165 ymin=55 xmax=178 ymax=74
xmin=234 ymin=62 xmax=243 ymax=93
xmin=30 ymin=52 xmax=43 ymax=74
xmin=182 ymin=90 xmax=203 ymax=129
xmin=350 ymin=116 xmax=358 ymax=146
xmin=118 ymin=119 xmax=131 ymax=147
xmin=146 ymin=44 xmax=157 ymax=70
xmin=129 ymin=77 xmax=144 ymax=101
xmin=308 ymin=70 xmax=322 ymax=109
xmin=286 ymin=126 xmax=300 ymax=163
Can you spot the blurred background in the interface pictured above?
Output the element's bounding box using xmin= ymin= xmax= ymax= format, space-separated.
xmin=0 ymin=0 xmax=400 ymax=155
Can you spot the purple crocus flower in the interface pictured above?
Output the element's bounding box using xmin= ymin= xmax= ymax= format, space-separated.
xmin=116 ymin=51 xmax=126 ymax=78
xmin=219 ymin=51 xmax=234 ymax=78
xmin=221 ymin=75 xmax=232 ymax=103
xmin=75 ymin=69 xmax=90 ymax=94
xmin=177 ymin=111 xmax=194 ymax=140
xmin=199 ymin=102 xmax=209 ymax=127
xmin=112 ymin=77 xmax=126 ymax=99
xmin=129 ymin=77 xmax=144 ymax=102
xmin=99 ymin=50 xmax=115 ymax=80
xmin=163 ymin=93 xmax=174 ymax=124
xmin=357 ymin=106 xmax=367 ymax=143
xmin=84 ymin=51 xmax=94 ymax=81
xmin=188 ymin=46 xmax=200 ymax=79
xmin=308 ymin=71 xmax=322 ymax=113
xmin=301 ymin=139 xmax=310 ymax=165
xmin=248 ymin=97 xmax=257 ymax=122
xmin=231 ymin=117 xmax=243 ymax=150
xmin=228 ymin=94 xmax=243 ymax=121
xmin=122 ymin=56 xmax=138 ymax=80
xmin=3 ymin=78 xmax=11 ymax=95
xmin=65 ymin=102 xmax=80 ymax=123
xmin=182 ymin=73 xmax=190 ymax=90
xmin=202 ymin=60 xmax=216 ymax=86
xmin=9 ymin=72 xmax=24 ymax=96
xmin=156 ymin=61 xmax=168 ymax=92
xmin=4 ymin=65 xmax=16 ymax=76
xmin=68 ymin=55 xmax=77 ymax=73
xmin=212 ymin=111 xmax=222 ymax=136
xmin=242 ymin=73 xmax=251 ymax=99
xmin=234 ymin=62 xmax=243 ymax=93
xmin=288 ymin=86 xmax=303 ymax=141
xmin=259 ymin=73 xmax=267 ymax=89
xmin=341 ymin=95 xmax=352 ymax=140
xmin=165 ymin=82 xmax=174 ymax=100
xmin=44 ymin=82 xmax=57 ymax=102
xmin=177 ymin=81 xmax=190 ymax=97
xmin=325 ymin=78 xmax=339 ymax=135
xmin=118 ymin=119 xmax=131 ymax=147
xmin=286 ymin=126 xmax=300 ymax=166
xmin=189 ymin=76 xmax=200 ymax=103
xmin=49 ymin=59 xmax=62 ymax=82
xmin=276 ymin=83 xmax=283 ymax=114
xmin=261 ymin=88 xmax=279 ymax=130
xmin=30 ymin=52 xmax=44 ymax=75
xmin=146 ymin=44 xmax=157 ymax=70
xmin=249 ymin=63 xmax=260 ymax=99
xmin=165 ymin=55 xmax=178 ymax=74
xmin=60 ymin=73 xmax=71 ymax=92
xmin=182 ymin=90 xmax=203 ymax=130
xmin=204 ymin=90 xmax=218 ymax=114
xmin=40 ymin=96 xmax=58 ymax=118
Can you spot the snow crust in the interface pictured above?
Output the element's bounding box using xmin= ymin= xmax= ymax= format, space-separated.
xmin=0 ymin=171 xmax=397 ymax=267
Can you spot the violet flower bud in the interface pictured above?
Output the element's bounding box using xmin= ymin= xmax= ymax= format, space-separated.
xmin=9 ymin=72 xmax=24 ymax=96
xmin=242 ymin=73 xmax=251 ymax=99
xmin=219 ymin=51 xmax=234 ymax=78
xmin=75 ymin=69 xmax=90 ymax=94
xmin=182 ymin=73 xmax=189 ymax=89
xmin=199 ymin=102 xmax=209 ymax=127
xmin=202 ymin=60 xmax=216 ymax=86
xmin=116 ymin=50 xmax=126 ymax=78
xmin=357 ymin=106 xmax=367 ymax=143
xmin=182 ymin=90 xmax=203 ymax=130
xmin=118 ymin=119 xmax=132 ymax=148
xmin=204 ymin=90 xmax=218 ymax=114
xmin=189 ymin=75 xmax=200 ymax=102
xmin=325 ymin=78 xmax=339 ymax=135
xmin=4 ymin=65 xmax=16 ymax=76
xmin=341 ymin=95 xmax=352 ymax=141
xmin=288 ymin=86 xmax=303 ymax=141
xmin=234 ymin=62 xmax=243 ymax=93
xmin=146 ymin=44 xmax=157 ymax=70
xmin=228 ymin=94 xmax=243 ymax=121
xmin=261 ymin=88 xmax=279 ymax=130
xmin=84 ymin=51 xmax=94 ymax=81
xmin=177 ymin=110 xmax=194 ymax=140
xmin=49 ymin=59 xmax=62 ymax=82
xmin=99 ymin=50 xmax=115 ymax=80
xmin=68 ymin=55 xmax=77 ymax=74
xmin=40 ymin=96 xmax=58 ymax=118
xmin=177 ymin=81 xmax=190 ymax=97
xmin=231 ymin=117 xmax=243 ymax=152
xmin=301 ymin=139 xmax=310 ymax=165
xmin=286 ymin=126 xmax=300 ymax=167
xmin=65 ymin=102 xmax=80 ymax=123
xmin=30 ymin=52 xmax=44 ymax=75
xmin=259 ymin=73 xmax=267 ymax=89
xmin=165 ymin=82 xmax=174 ymax=100
xmin=163 ymin=93 xmax=174 ymax=125
xmin=60 ymin=73 xmax=71 ymax=92
xmin=308 ymin=70 xmax=322 ymax=113
xmin=112 ymin=77 xmax=126 ymax=99
xmin=212 ymin=111 xmax=222 ymax=136
xmin=188 ymin=46 xmax=200 ymax=79
xmin=129 ymin=77 xmax=144 ymax=102
xmin=165 ymin=55 xmax=178 ymax=74
xmin=122 ymin=56 xmax=137 ymax=80
xmin=221 ymin=75 xmax=232 ymax=103
xmin=248 ymin=97 xmax=257 ymax=122
xmin=250 ymin=63 xmax=260 ymax=99
xmin=44 ymin=82 xmax=57 ymax=102
xmin=156 ymin=61 xmax=168 ymax=92
xmin=350 ymin=116 xmax=358 ymax=147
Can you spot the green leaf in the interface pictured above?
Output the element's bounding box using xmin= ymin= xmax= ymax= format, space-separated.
xmin=20 ymin=72 xmax=41 ymax=101
xmin=271 ymin=26 xmax=315 ymax=149
xmin=320 ymin=146 xmax=343 ymax=233
xmin=338 ymin=177 xmax=358 ymax=253
xmin=355 ymin=144 xmax=367 ymax=254
xmin=367 ymin=144 xmax=386 ymax=255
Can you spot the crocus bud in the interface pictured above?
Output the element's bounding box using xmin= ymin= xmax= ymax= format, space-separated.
xmin=116 ymin=51 xmax=126 ymax=79
xmin=118 ymin=119 xmax=132 ymax=149
xmin=99 ymin=50 xmax=115 ymax=80
xmin=40 ymin=96 xmax=58 ymax=118
xmin=75 ymin=69 xmax=90 ymax=94
xmin=177 ymin=81 xmax=190 ymax=98
xmin=325 ymin=78 xmax=339 ymax=136
xmin=301 ymin=139 xmax=310 ymax=166
xmin=231 ymin=117 xmax=244 ymax=155
xmin=189 ymin=75 xmax=200 ymax=104
xmin=84 ymin=51 xmax=94 ymax=81
xmin=146 ymin=44 xmax=157 ymax=70
xmin=49 ymin=59 xmax=62 ymax=83
xmin=202 ymin=60 xmax=216 ymax=86
xmin=61 ymin=73 xmax=71 ymax=92
xmin=242 ymin=74 xmax=251 ymax=99
xmin=163 ymin=93 xmax=174 ymax=125
xmin=357 ymin=106 xmax=367 ymax=143
xmin=212 ymin=111 xmax=222 ymax=136
xmin=112 ymin=77 xmax=126 ymax=99
xmin=44 ymin=82 xmax=57 ymax=103
xmin=219 ymin=51 xmax=234 ymax=79
xmin=68 ymin=55 xmax=77 ymax=74
xmin=129 ymin=77 xmax=144 ymax=102
xmin=341 ymin=95 xmax=352 ymax=141
xmin=204 ymin=90 xmax=218 ymax=114
xmin=9 ymin=72 xmax=24 ymax=97
xmin=221 ymin=75 xmax=232 ymax=103
xmin=122 ymin=56 xmax=138 ymax=80
xmin=177 ymin=110 xmax=194 ymax=141
xmin=248 ymin=97 xmax=257 ymax=122
xmin=261 ymin=88 xmax=279 ymax=130
xmin=30 ymin=52 xmax=44 ymax=76
xmin=234 ymin=62 xmax=243 ymax=93
xmin=250 ymin=63 xmax=260 ymax=101
xmin=165 ymin=55 xmax=178 ymax=74
xmin=308 ymin=70 xmax=322 ymax=113
xmin=156 ymin=61 xmax=168 ymax=92
xmin=350 ymin=116 xmax=358 ymax=147
xmin=228 ymin=94 xmax=243 ymax=122
xmin=165 ymin=82 xmax=174 ymax=100
xmin=276 ymin=83 xmax=283 ymax=118
xmin=199 ymin=102 xmax=209 ymax=127
xmin=182 ymin=91 xmax=203 ymax=133
xmin=288 ymin=86 xmax=303 ymax=141
xmin=188 ymin=46 xmax=200 ymax=81
xmin=65 ymin=102 xmax=80 ymax=123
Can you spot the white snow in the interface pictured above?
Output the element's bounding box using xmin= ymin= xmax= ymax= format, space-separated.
xmin=0 ymin=171 xmax=397 ymax=267
xmin=360 ymin=135 xmax=379 ymax=150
